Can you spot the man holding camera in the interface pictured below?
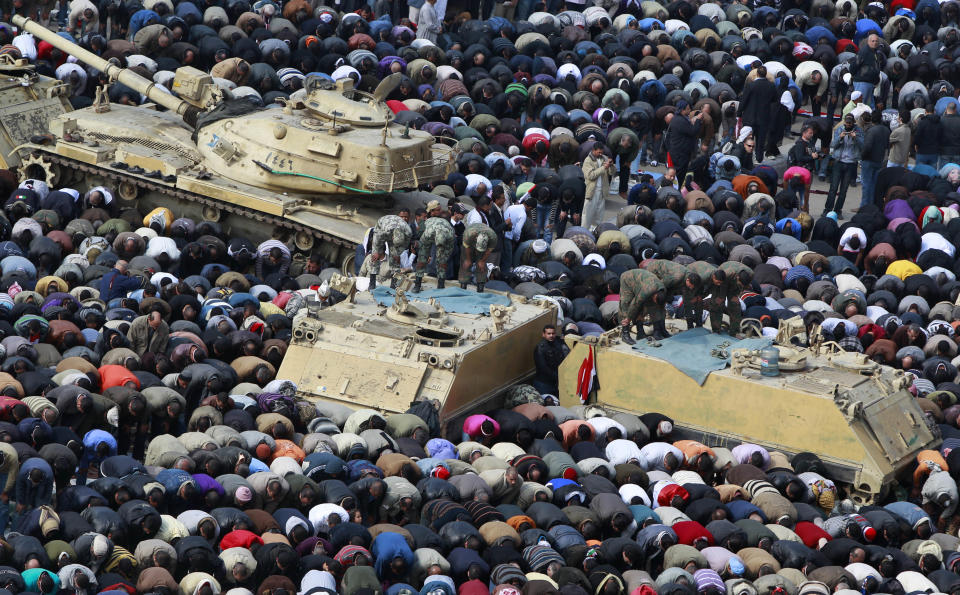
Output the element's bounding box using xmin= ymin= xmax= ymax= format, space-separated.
xmin=581 ymin=142 xmax=616 ymax=230
xmin=822 ymin=113 xmax=864 ymax=219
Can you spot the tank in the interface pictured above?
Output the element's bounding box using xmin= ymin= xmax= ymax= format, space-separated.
xmin=557 ymin=318 xmax=941 ymax=504
xmin=10 ymin=16 xmax=456 ymax=267
xmin=0 ymin=50 xmax=72 ymax=169
xmin=277 ymin=276 xmax=558 ymax=423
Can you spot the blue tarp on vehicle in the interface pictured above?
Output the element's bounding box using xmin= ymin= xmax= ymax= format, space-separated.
xmin=631 ymin=327 xmax=772 ymax=385
xmin=371 ymin=287 xmax=512 ymax=315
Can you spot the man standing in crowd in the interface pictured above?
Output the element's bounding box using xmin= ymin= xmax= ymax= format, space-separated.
xmin=665 ymin=101 xmax=701 ymax=183
xmin=852 ymin=32 xmax=884 ymax=108
xmin=581 ymin=143 xmax=615 ymax=230
xmin=532 ymin=324 xmax=569 ymax=396
xmin=860 ymin=110 xmax=889 ymax=210
xmin=822 ymin=113 xmax=863 ymax=219
xmin=738 ymin=65 xmax=776 ymax=162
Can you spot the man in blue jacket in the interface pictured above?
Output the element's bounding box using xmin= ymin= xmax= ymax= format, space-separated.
xmin=98 ymin=260 xmax=141 ymax=302
xmin=16 ymin=458 xmax=53 ymax=513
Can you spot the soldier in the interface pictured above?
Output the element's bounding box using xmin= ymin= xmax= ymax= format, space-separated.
xmin=707 ymin=262 xmax=752 ymax=334
xmin=370 ymin=214 xmax=413 ymax=289
xmin=642 ymin=259 xmax=687 ymax=297
xmin=460 ymin=223 xmax=497 ymax=293
xmin=618 ymin=268 xmax=667 ymax=344
xmin=414 ymin=201 xmax=455 ymax=293
xmin=683 ymin=261 xmax=716 ymax=329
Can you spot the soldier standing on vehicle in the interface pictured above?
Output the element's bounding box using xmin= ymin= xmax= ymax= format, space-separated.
xmin=370 ymin=214 xmax=413 ymax=289
xmin=460 ymin=223 xmax=497 ymax=293
xmin=414 ymin=200 xmax=455 ymax=292
xmin=619 ymin=268 xmax=667 ymax=344
xmin=683 ymin=261 xmax=716 ymax=329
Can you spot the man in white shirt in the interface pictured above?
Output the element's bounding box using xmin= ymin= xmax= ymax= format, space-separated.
xmin=465 ymin=195 xmax=492 ymax=226
xmin=502 ymin=197 xmax=534 ymax=270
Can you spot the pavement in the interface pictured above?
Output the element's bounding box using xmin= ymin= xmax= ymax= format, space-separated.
xmin=603 ymin=122 xmax=864 ymax=223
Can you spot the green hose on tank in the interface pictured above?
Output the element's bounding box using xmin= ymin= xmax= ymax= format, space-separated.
xmin=252 ymin=160 xmax=376 ymax=194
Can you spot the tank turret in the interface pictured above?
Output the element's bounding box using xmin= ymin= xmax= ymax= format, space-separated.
xmin=13 ymin=16 xmax=204 ymax=124
xmin=0 ymin=48 xmax=72 ymax=169
xmin=10 ymin=16 xmax=455 ymax=265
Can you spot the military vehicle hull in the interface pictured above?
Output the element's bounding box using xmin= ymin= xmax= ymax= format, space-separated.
xmin=558 ymin=331 xmax=940 ymax=504
xmin=278 ymin=281 xmax=557 ymax=422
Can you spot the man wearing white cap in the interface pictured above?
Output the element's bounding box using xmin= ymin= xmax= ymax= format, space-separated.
xmin=841 ymin=90 xmax=862 ymax=118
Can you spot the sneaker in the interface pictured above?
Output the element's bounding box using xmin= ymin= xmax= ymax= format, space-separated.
xmin=836 ymin=211 xmax=845 ymax=219
xmin=649 ymin=160 xmax=658 ymax=167
xmin=818 ymin=173 xmax=826 ymax=181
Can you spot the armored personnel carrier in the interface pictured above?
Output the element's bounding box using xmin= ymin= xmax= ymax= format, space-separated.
xmin=557 ymin=320 xmax=941 ymax=504
xmin=278 ymin=276 xmax=557 ymax=422
xmin=0 ymin=51 xmax=72 ymax=169
xmin=10 ymin=16 xmax=455 ymax=266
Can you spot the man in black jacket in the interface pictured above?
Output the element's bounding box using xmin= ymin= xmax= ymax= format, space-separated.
xmin=860 ymin=110 xmax=890 ymax=210
xmin=939 ymin=102 xmax=960 ymax=168
xmin=852 ymin=33 xmax=884 ymax=109
xmin=665 ymin=101 xmax=702 ymax=183
xmin=788 ymin=124 xmax=820 ymax=171
xmin=532 ymin=324 xmax=570 ymax=396
xmin=737 ymin=65 xmax=777 ymax=162
xmin=914 ymin=103 xmax=941 ymax=169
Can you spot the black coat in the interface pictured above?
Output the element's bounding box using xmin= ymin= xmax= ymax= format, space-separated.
xmin=738 ymin=78 xmax=778 ymax=126
xmin=665 ymin=113 xmax=701 ymax=165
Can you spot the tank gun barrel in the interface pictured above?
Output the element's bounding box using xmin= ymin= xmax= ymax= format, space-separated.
xmin=12 ymin=16 xmax=200 ymax=125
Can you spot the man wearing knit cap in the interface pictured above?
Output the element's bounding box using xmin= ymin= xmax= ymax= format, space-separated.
xmin=234 ymin=485 xmax=254 ymax=507
xmin=413 ymin=200 xmax=455 ymax=293
xmin=522 ymin=543 xmax=564 ymax=575
xmin=799 ymin=581 xmax=831 ymax=595
xmin=491 ymin=564 xmax=526 ymax=588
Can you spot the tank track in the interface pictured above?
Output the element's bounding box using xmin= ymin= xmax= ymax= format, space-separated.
xmin=27 ymin=150 xmax=354 ymax=256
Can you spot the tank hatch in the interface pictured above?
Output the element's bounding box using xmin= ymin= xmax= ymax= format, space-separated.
xmin=302 ymin=78 xmax=392 ymax=127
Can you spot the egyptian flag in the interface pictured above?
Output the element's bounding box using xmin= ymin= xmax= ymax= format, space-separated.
xmin=577 ymin=345 xmax=597 ymax=405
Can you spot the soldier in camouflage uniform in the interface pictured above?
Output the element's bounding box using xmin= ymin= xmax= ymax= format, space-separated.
xmin=683 ymin=261 xmax=716 ymax=329
xmin=414 ymin=201 xmax=455 ymax=292
xmin=643 ymin=259 xmax=687 ymax=296
xmin=707 ymin=261 xmax=753 ymax=334
xmin=641 ymin=259 xmax=688 ymax=338
xmin=460 ymin=223 xmax=497 ymax=292
xmin=618 ymin=268 xmax=667 ymax=344
xmin=370 ymin=214 xmax=413 ymax=289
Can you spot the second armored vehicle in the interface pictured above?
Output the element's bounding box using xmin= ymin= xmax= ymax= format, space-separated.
xmin=557 ymin=321 xmax=941 ymax=504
